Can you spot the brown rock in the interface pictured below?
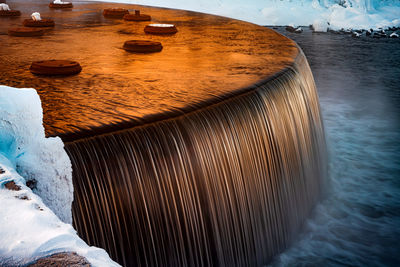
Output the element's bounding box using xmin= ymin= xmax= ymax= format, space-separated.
xmin=4 ymin=181 xmax=21 ymax=191
xmin=28 ymin=252 xmax=91 ymax=267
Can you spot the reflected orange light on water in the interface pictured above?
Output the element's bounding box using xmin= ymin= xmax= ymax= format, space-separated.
xmin=0 ymin=0 xmax=297 ymax=140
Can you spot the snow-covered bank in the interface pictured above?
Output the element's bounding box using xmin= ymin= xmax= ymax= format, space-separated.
xmin=85 ymin=0 xmax=400 ymax=31
xmin=0 ymin=85 xmax=119 ymax=266
xmin=0 ymin=85 xmax=73 ymax=223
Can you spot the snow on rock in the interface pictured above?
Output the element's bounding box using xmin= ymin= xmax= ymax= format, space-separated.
xmin=0 ymin=3 xmax=11 ymax=11
xmin=390 ymin=32 xmax=399 ymax=37
xmin=85 ymin=0 xmax=400 ymax=31
xmin=31 ymin=12 xmax=41 ymax=21
xmin=0 ymin=158 xmax=119 ymax=266
xmin=0 ymin=85 xmax=72 ymax=223
xmin=0 ymin=85 xmax=120 ymax=266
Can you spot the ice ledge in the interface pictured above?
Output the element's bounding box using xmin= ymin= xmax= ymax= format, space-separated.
xmin=0 ymin=85 xmax=119 ymax=266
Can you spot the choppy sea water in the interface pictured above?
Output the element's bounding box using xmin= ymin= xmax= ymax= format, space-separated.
xmin=269 ymin=27 xmax=400 ymax=266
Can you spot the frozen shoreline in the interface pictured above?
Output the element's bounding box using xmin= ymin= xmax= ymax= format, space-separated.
xmin=0 ymin=85 xmax=119 ymax=267
xmin=83 ymin=0 xmax=400 ymax=31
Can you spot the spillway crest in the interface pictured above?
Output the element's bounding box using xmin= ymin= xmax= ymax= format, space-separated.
xmin=65 ymin=51 xmax=326 ymax=267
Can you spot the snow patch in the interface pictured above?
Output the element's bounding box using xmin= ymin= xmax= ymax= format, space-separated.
xmin=0 ymin=158 xmax=119 ymax=266
xmin=0 ymin=85 xmax=72 ymax=223
xmin=0 ymin=85 xmax=119 ymax=266
xmin=0 ymin=3 xmax=10 ymax=11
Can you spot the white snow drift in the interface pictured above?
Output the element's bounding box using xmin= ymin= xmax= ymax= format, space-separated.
xmin=0 ymin=85 xmax=119 ymax=266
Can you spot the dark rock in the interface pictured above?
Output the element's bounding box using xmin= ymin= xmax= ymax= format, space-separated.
xmin=49 ymin=2 xmax=73 ymax=8
xmin=4 ymin=181 xmax=21 ymax=191
xmin=16 ymin=194 xmax=30 ymax=200
xmin=340 ymin=28 xmax=352 ymax=34
xmin=328 ymin=29 xmax=340 ymax=34
xmin=285 ymin=26 xmax=296 ymax=33
xmin=0 ymin=167 xmax=4 ymax=174
xmin=28 ymin=252 xmax=91 ymax=267
xmin=294 ymin=27 xmax=303 ymax=33
xmin=352 ymin=32 xmax=361 ymax=38
xmin=26 ymin=179 xmax=37 ymax=190
xmin=373 ymin=32 xmax=387 ymax=38
xmin=286 ymin=26 xmax=302 ymax=33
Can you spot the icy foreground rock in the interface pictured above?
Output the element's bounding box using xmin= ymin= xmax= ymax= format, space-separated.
xmin=0 ymin=85 xmax=72 ymax=223
xmin=0 ymin=85 xmax=119 ymax=266
xmin=90 ymin=0 xmax=400 ymax=30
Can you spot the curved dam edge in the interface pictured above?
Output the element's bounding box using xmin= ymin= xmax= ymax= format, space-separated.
xmin=66 ymin=47 xmax=326 ymax=266
xmin=60 ymin=46 xmax=300 ymax=143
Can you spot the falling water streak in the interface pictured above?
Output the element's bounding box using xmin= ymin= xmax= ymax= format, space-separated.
xmin=65 ymin=50 xmax=326 ymax=267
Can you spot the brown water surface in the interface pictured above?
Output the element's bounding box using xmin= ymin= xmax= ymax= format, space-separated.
xmin=0 ymin=0 xmax=298 ymax=140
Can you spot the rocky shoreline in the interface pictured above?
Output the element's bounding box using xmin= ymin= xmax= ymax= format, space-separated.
xmin=283 ymin=25 xmax=400 ymax=39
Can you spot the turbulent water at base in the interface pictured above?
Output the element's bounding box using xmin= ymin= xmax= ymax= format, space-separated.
xmin=270 ymin=28 xmax=400 ymax=266
xmin=66 ymin=52 xmax=326 ymax=267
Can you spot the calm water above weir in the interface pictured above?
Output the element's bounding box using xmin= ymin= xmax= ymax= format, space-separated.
xmin=270 ymin=27 xmax=400 ymax=266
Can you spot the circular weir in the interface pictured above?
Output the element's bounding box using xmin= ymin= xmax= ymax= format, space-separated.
xmin=8 ymin=27 xmax=44 ymax=37
xmin=30 ymin=60 xmax=82 ymax=76
xmin=123 ymin=40 xmax=162 ymax=53
xmin=0 ymin=1 xmax=325 ymax=267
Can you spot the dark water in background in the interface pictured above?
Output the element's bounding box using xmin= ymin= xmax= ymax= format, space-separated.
xmin=269 ymin=27 xmax=400 ymax=266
